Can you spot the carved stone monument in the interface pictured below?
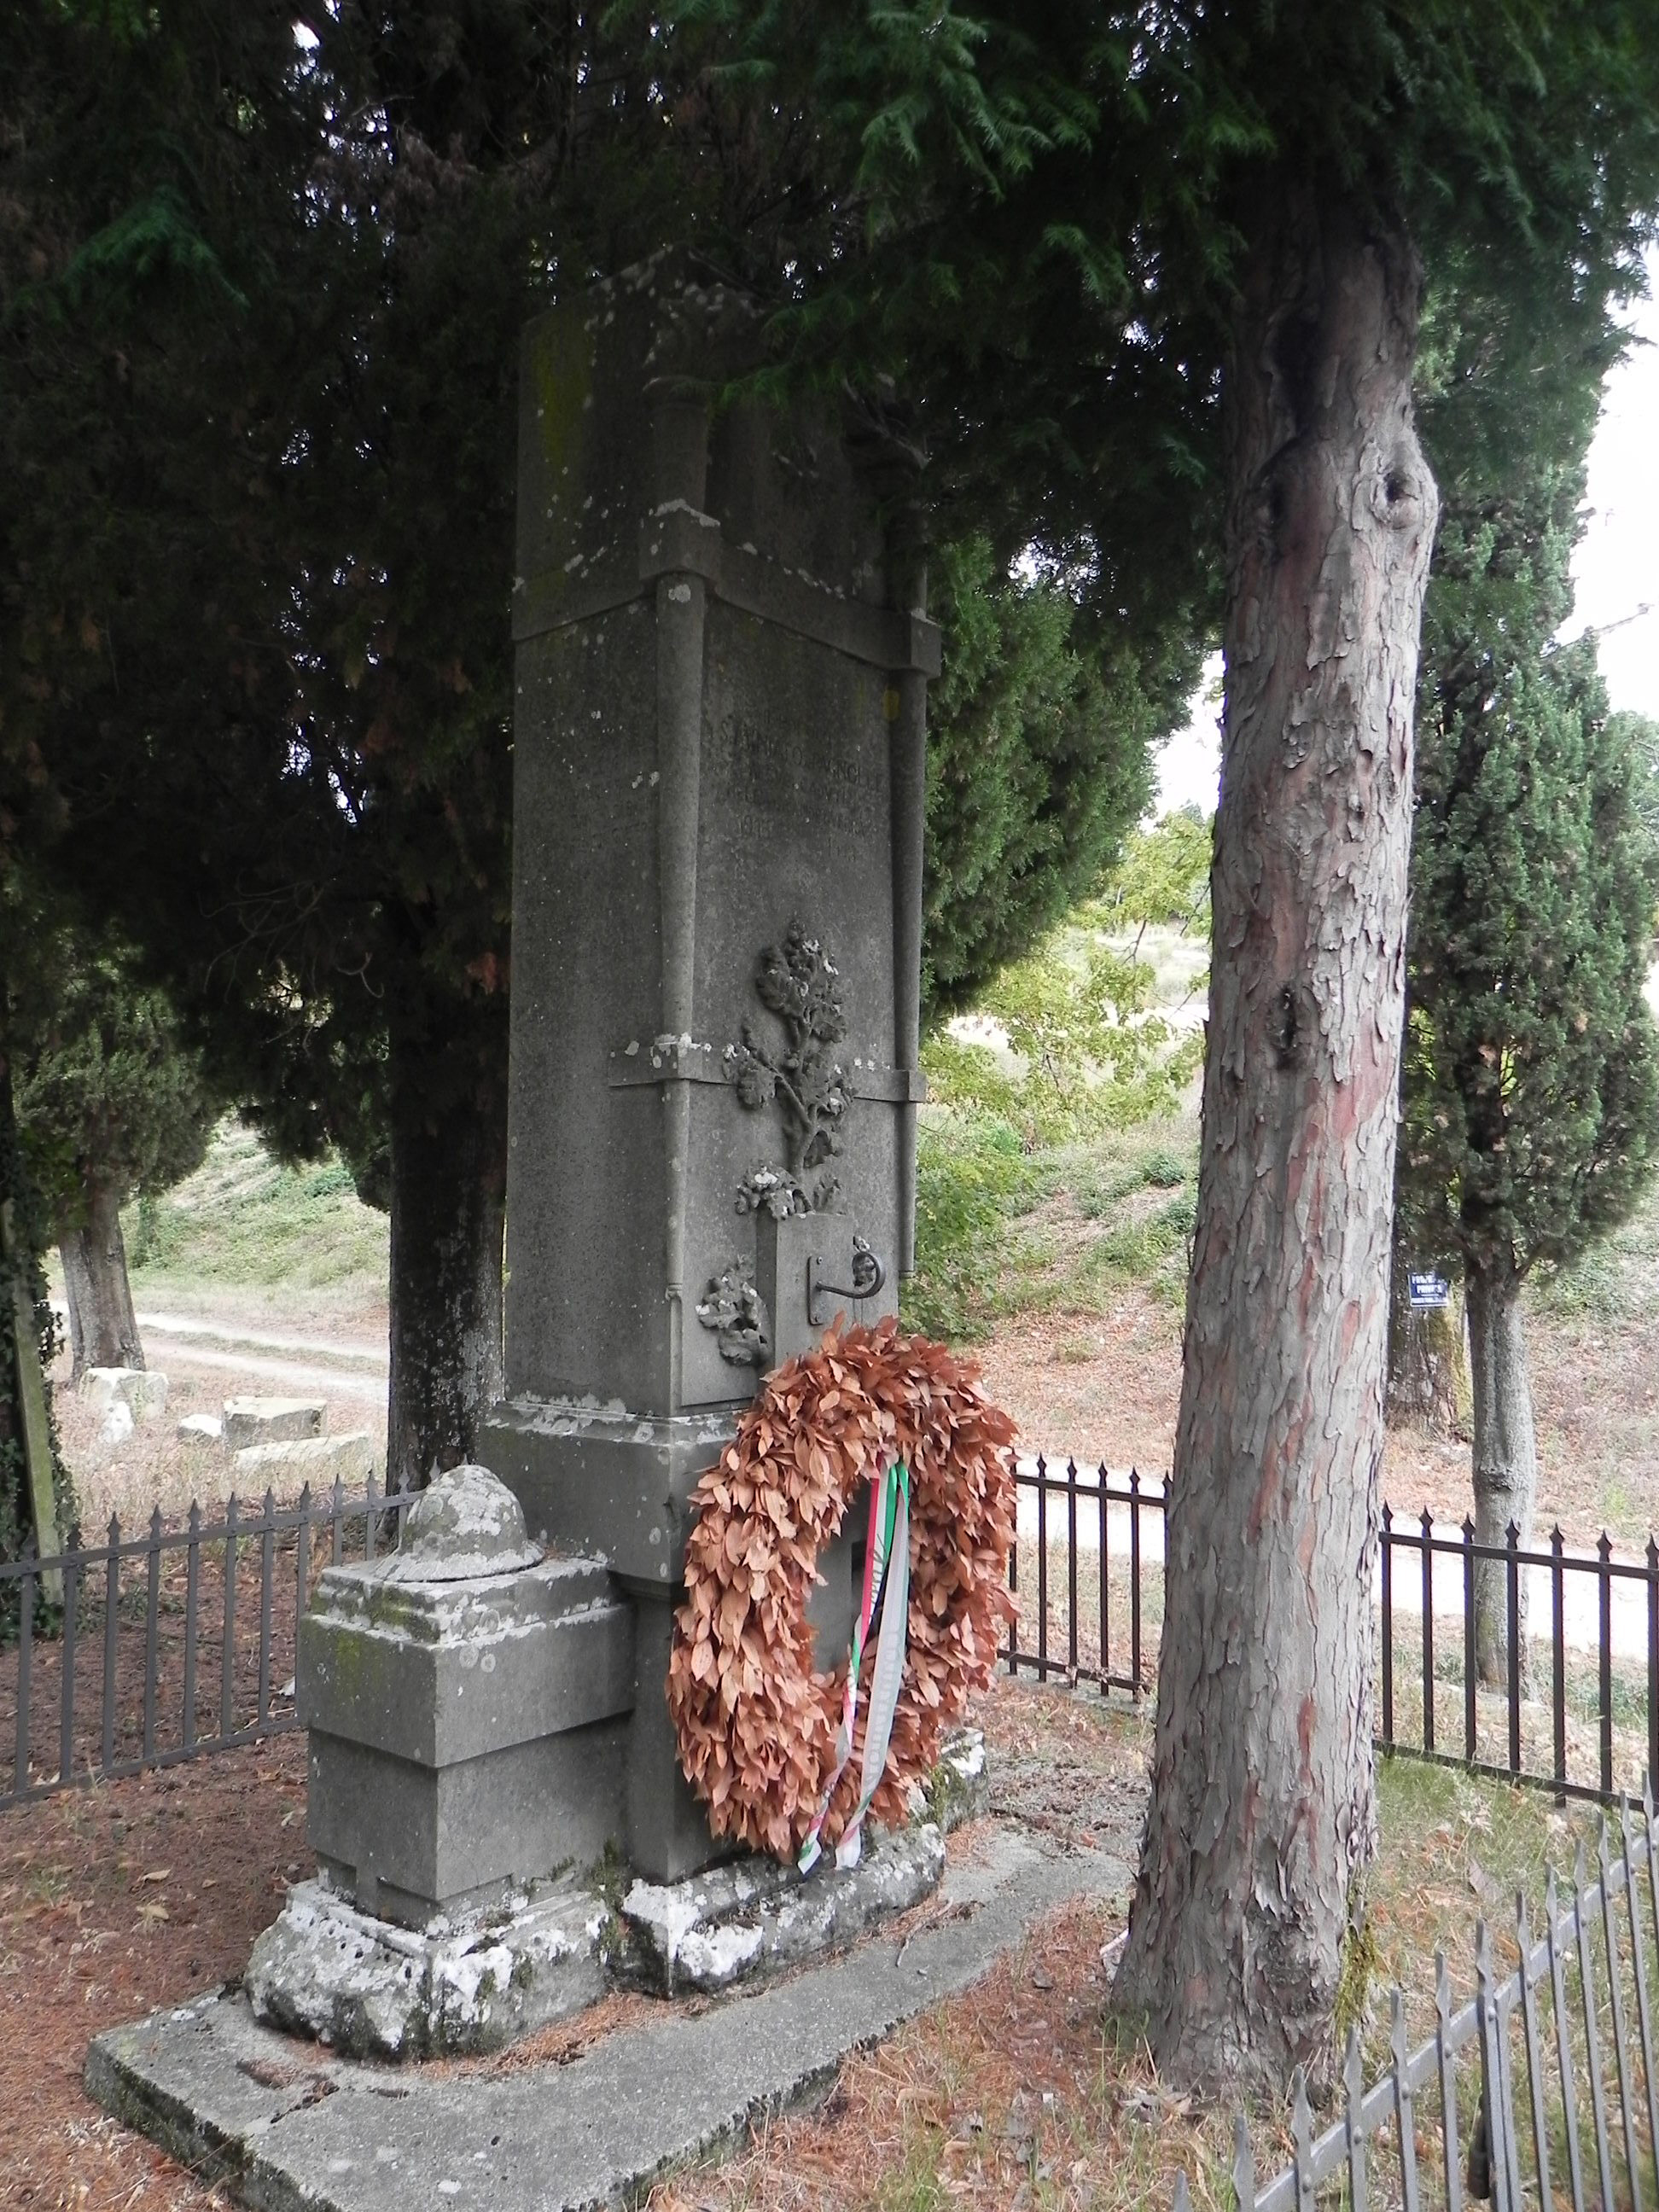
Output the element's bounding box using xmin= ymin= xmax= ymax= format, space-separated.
xmin=481 ymin=251 xmax=938 ymax=1881
xmin=243 ymin=257 xmax=943 ymax=2052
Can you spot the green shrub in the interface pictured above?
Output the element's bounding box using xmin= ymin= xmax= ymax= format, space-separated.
xmin=903 ymin=1110 xmax=1046 ymax=1340
xmin=1140 ymin=1149 xmax=1188 ymax=1190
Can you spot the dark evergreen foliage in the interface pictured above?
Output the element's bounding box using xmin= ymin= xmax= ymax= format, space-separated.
xmin=1401 ymin=251 xmax=1659 ymax=1295
xmin=14 ymin=937 xmax=218 ymax=1238
xmin=923 ymin=538 xmax=1183 ymax=1016
xmin=1404 ymin=636 xmax=1659 ymax=1289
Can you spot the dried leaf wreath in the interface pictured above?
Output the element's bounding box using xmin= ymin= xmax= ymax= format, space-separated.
xmin=667 ymin=1316 xmax=1017 ymax=1862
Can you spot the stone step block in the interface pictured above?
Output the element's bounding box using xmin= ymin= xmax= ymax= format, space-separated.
xmin=617 ymin=1820 xmax=946 ymax=1998
xmin=233 ymin=1431 xmax=375 ymax=1493
xmin=223 ymin=1395 xmax=327 ymax=1449
xmin=177 ymin=1412 xmax=224 ymax=1447
xmin=300 ymin=1539 xmax=634 ymax=1930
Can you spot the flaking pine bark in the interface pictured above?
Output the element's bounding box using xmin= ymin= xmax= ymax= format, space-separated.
xmin=1115 ymin=188 xmax=1437 ymax=2091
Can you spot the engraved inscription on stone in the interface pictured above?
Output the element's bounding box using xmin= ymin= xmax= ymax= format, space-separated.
xmin=709 ymin=709 xmax=882 ymax=840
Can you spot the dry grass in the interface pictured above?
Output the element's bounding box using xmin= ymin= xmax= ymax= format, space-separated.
xmin=124 ymin=1121 xmax=388 ymax=1332
xmin=52 ymin=1380 xmax=349 ymax=1537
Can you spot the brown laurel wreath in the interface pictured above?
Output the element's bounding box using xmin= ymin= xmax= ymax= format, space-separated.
xmin=667 ymin=1317 xmax=1017 ymax=1862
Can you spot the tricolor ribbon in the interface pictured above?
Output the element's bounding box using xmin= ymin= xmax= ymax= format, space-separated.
xmin=798 ymin=1461 xmax=911 ymax=1877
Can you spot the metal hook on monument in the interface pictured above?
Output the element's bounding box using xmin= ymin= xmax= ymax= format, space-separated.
xmin=806 ymin=1237 xmax=888 ymax=1329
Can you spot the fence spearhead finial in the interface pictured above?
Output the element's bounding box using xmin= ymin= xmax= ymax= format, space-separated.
xmin=1385 ymin=1982 xmax=1405 ymax=2056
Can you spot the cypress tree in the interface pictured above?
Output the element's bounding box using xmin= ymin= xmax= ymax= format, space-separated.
xmin=923 ymin=537 xmax=1188 ymax=1016
xmin=15 ymin=937 xmax=218 ymax=1378
xmin=1404 ymin=629 xmax=1659 ymax=1680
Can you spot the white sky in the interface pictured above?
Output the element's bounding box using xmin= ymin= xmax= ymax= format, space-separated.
xmin=1153 ymin=252 xmax=1659 ymax=818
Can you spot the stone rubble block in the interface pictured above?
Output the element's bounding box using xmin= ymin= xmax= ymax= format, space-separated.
xmin=234 ymin=1432 xmax=375 ymax=1492
xmin=99 ymin=1400 xmax=134 ymax=1447
xmin=246 ymin=1876 xmax=607 ymax=2060
xmin=930 ymin=1726 xmax=990 ymax=1833
xmin=618 ymin=1819 xmax=947 ymax=1997
xmin=79 ymin=1366 xmax=170 ymax=1424
xmin=223 ymin=1396 xmax=327 ymax=1449
xmin=176 ymin=1412 xmax=224 ymax=1447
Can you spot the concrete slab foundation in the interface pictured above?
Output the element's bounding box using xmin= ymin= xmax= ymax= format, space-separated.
xmin=88 ymin=1826 xmax=1131 ymax=2212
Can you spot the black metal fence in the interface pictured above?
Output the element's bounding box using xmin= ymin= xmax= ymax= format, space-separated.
xmin=1007 ymin=1457 xmax=1659 ymax=1806
xmin=8 ymin=1452 xmax=1657 ymax=1818
xmin=1 ymin=1476 xmax=412 ymax=1813
xmin=1174 ymin=1795 xmax=1659 ymax=2212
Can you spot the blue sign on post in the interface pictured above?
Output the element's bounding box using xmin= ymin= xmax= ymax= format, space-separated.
xmin=1407 ymin=1271 xmax=1452 ymax=1311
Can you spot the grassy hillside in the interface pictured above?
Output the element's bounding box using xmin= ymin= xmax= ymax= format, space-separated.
xmin=124 ymin=1120 xmax=388 ymax=1329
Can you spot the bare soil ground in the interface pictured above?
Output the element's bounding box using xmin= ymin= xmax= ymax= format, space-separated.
xmin=0 ymin=1669 xmax=1617 ymax=2212
xmin=975 ymin=1282 xmax=1659 ymax=1554
xmin=2 ymin=1733 xmax=307 ymax=2211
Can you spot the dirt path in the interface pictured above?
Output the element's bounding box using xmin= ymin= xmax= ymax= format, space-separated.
xmin=137 ymin=1312 xmax=385 ymax=1371
xmin=137 ymin=1340 xmax=387 ymax=1410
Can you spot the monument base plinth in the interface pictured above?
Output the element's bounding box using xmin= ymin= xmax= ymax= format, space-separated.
xmin=615 ymin=1821 xmax=946 ymax=1998
xmin=481 ymin=1393 xmax=741 ymax=1586
xmin=242 ymin=1727 xmax=987 ymax=2064
xmin=246 ymin=1876 xmax=608 ymax=2062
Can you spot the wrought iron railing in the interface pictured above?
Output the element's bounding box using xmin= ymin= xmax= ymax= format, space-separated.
xmin=1173 ymin=1796 xmax=1659 ymax=2212
xmin=1006 ymin=1457 xmax=1659 ymax=1806
xmin=9 ymin=1450 xmax=1658 ymax=1817
xmin=1 ymin=1476 xmax=412 ymax=1812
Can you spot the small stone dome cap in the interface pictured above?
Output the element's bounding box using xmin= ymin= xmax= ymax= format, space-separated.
xmin=379 ymin=1464 xmax=544 ymax=1583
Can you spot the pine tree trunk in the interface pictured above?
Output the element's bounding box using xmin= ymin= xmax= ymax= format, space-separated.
xmin=1115 ymin=183 xmax=1437 ymax=2092
xmin=385 ymin=1033 xmax=509 ymax=1491
xmin=1464 ymin=1256 xmax=1537 ymax=1689
xmin=59 ymin=1178 xmax=144 ymax=1377
xmin=1386 ymin=1256 xmax=1470 ymax=1436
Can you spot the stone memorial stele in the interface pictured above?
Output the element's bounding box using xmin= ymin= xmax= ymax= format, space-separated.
xmin=250 ymin=251 xmax=944 ymax=2055
xmin=480 ymin=247 xmax=939 ymax=1883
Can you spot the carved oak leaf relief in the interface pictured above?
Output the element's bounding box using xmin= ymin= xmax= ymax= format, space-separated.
xmin=725 ymin=917 xmax=849 ymax=1215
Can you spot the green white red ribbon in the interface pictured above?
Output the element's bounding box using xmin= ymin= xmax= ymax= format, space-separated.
xmin=798 ymin=1460 xmax=911 ymax=1877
